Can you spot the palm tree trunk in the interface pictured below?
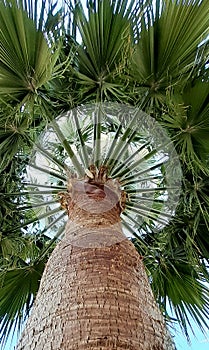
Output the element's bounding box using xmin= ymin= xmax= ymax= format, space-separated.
xmin=17 ymin=179 xmax=175 ymax=350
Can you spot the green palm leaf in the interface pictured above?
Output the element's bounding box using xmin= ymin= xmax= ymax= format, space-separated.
xmin=0 ymin=259 xmax=46 ymax=347
xmin=133 ymin=236 xmax=209 ymax=340
xmin=130 ymin=0 xmax=209 ymax=102
xmin=160 ymin=76 xmax=209 ymax=170
xmin=0 ymin=1 xmax=58 ymax=103
xmin=71 ymin=0 xmax=140 ymax=99
xmin=0 ymin=118 xmax=32 ymax=171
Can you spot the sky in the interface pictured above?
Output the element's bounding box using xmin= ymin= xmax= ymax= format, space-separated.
xmin=175 ymin=324 xmax=209 ymax=350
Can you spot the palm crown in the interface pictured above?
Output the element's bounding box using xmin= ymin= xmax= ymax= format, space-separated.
xmin=0 ymin=0 xmax=209 ymax=347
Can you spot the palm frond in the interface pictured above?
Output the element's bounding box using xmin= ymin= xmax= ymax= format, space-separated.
xmin=130 ymin=0 xmax=209 ymax=105
xmin=4 ymin=0 xmax=63 ymax=33
xmin=0 ymin=118 xmax=32 ymax=171
xmin=0 ymin=258 xmax=47 ymax=347
xmin=0 ymin=1 xmax=59 ymax=103
xmin=133 ymin=237 xmax=209 ymax=341
xmin=160 ymin=77 xmax=209 ymax=171
xmin=22 ymin=103 xmax=181 ymax=245
xmin=70 ymin=0 xmax=142 ymax=99
xmin=46 ymin=114 xmax=84 ymax=176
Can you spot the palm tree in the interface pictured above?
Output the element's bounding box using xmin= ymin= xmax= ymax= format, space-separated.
xmin=0 ymin=0 xmax=209 ymax=348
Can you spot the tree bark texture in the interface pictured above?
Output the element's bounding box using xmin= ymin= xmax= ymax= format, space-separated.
xmin=17 ymin=180 xmax=175 ymax=350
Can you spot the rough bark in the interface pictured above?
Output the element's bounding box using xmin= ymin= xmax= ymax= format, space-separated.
xmin=17 ymin=179 xmax=175 ymax=350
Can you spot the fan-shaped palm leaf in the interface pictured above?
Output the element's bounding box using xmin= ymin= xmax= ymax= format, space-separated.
xmin=70 ymin=0 xmax=142 ymax=100
xmin=135 ymin=238 xmax=209 ymax=340
xmin=160 ymin=76 xmax=209 ymax=170
xmin=0 ymin=1 xmax=59 ymax=103
xmin=0 ymin=258 xmax=47 ymax=347
xmin=130 ymin=0 xmax=209 ymax=105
